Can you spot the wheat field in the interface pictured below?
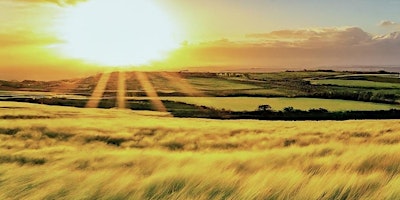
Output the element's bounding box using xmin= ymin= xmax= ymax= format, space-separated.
xmin=1 ymin=101 xmax=400 ymax=199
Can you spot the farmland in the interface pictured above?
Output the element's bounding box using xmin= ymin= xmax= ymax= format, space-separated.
xmin=1 ymin=102 xmax=400 ymax=199
xmin=3 ymin=0 xmax=400 ymax=199
xmin=1 ymin=70 xmax=400 ymax=114
xmin=1 ymin=70 xmax=400 ymax=199
xmin=186 ymin=77 xmax=262 ymax=91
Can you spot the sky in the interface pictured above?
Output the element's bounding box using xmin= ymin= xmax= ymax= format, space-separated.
xmin=0 ymin=0 xmax=400 ymax=80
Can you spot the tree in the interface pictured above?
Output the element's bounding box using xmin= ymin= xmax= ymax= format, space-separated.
xmin=258 ymin=104 xmax=272 ymax=111
xmin=309 ymin=108 xmax=328 ymax=113
xmin=283 ymin=106 xmax=295 ymax=112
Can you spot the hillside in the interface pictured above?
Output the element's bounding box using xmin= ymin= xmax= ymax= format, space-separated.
xmin=1 ymin=71 xmax=399 ymax=102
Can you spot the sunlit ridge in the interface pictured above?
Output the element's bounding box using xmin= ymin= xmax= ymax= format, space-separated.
xmin=85 ymin=70 xmax=213 ymax=113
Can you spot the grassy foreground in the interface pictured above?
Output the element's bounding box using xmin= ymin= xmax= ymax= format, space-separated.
xmin=1 ymin=102 xmax=400 ymax=199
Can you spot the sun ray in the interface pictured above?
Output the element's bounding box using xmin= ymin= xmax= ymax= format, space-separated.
xmin=135 ymin=71 xmax=167 ymax=112
xmin=86 ymin=72 xmax=111 ymax=108
xmin=117 ymin=71 xmax=126 ymax=109
xmin=158 ymin=72 xmax=214 ymax=107
xmin=159 ymin=72 xmax=204 ymax=97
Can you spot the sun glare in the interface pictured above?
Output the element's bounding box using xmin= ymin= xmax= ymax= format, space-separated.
xmin=57 ymin=0 xmax=180 ymax=67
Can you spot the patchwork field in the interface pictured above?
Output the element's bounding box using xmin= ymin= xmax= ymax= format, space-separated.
xmin=2 ymin=71 xmax=400 ymax=104
xmin=1 ymin=101 xmax=400 ymax=199
xmin=186 ymin=77 xmax=263 ymax=91
xmin=310 ymin=79 xmax=400 ymax=89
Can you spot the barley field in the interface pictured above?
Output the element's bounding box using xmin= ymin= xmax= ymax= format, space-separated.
xmin=1 ymin=101 xmax=400 ymax=199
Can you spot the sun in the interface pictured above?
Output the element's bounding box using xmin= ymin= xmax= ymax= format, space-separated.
xmin=56 ymin=0 xmax=180 ymax=67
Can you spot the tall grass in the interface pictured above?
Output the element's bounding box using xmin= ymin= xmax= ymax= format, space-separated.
xmin=1 ymin=101 xmax=400 ymax=199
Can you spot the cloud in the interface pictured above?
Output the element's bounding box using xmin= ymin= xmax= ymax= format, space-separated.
xmin=380 ymin=20 xmax=399 ymax=27
xmin=246 ymin=29 xmax=320 ymax=40
xmin=161 ymin=27 xmax=400 ymax=68
xmin=16 ymin=0 xmax=86 ymax=6
xmin=196 ymin=38 xmax=241 ymax=47
xmin=379 ymin=20 xmax=400 ymax=31
xmin=302 ymin=27 xmax=372 ymax=47
xmin=246 ymin=27 xmax=372 ymax=47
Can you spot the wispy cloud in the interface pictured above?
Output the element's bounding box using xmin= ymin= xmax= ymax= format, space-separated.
xmin=379 ymin=20 xmax=397 ymax=26
xmin=246 ymin=27 xmax=372 ymax=47
xmin=380 ymin=20 xmax=398 ymax=26
xmin=379 ymin=20 xmax=400 ymax=30
xmin=16 ymin=0 xmax=86 ymax=6
xmin=247 ymin=29 xmax=322 ymax=40
xmin=162 ymin=27 xmax=400 ymax=68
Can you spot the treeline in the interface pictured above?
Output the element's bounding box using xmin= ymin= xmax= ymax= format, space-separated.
xmin=0 ymin=97 xmax=218 ymax=117
xmin=3 ymin=97 xmax=88 ymax=108
xmin=307 ymin=91 xmax=398 ymax=104
xmin=172 ymin=106 xmax=400 ymax=120
xmin=228 ymin=109 xmax=400 ymax=121
xmin=2 ymin=97 xmax=400 ymax=120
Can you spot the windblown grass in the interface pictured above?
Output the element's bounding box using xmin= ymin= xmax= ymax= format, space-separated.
xmin=1 ymin=101 xmax=400 ymax=199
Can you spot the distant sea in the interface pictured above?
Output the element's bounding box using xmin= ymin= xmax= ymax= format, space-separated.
xmin=188 ymin=65 xmax=400 ymax=73
xmin=208 ymin=66 xmax=400 ymax=73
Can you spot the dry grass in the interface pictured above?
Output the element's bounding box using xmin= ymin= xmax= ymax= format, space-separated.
xmin=1 ymin=101 xmax=400 ymax=199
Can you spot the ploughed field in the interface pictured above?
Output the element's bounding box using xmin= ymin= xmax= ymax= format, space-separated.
xmin=1 ymin=102 xmax=400 ymax=199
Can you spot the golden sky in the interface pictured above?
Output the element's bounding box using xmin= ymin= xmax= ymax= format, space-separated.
xmin=1 ymin=0 xmax=400 ymax=80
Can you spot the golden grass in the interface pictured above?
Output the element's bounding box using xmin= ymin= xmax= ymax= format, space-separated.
xmin=1 ymin=101 xmax=400 ymax=199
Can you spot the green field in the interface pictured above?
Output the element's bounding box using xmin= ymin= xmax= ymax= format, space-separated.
xmin=160 ymin=97 xmax=400 ymax=111
xmin=310 ymin=79 xmax=400 ymax=89
xmin=248 ymin=71 xmax=344 ymax=80
xmin=2 ymin=71 xmax=400 ymax=104
xmin=187 ymin=77 xmax=262 ymax=91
